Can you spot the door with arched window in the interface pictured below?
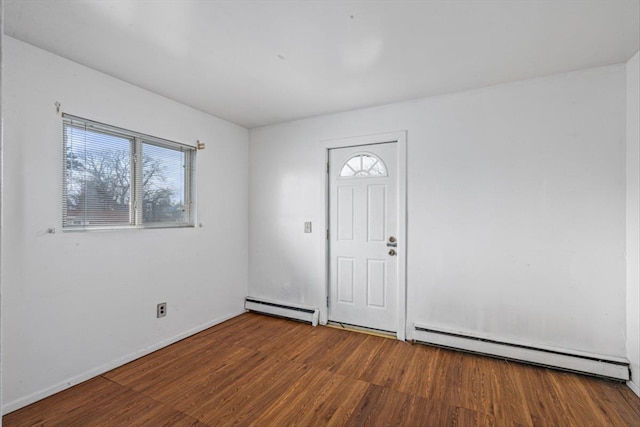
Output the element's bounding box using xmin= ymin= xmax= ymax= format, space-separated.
xmin=328 ymin=142 xmax=398 ymax=333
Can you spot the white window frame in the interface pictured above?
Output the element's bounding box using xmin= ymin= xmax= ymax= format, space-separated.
xmin=62 ymin=114 xmax=196 ymax=231
xmin=338 ymin=152 xmax=388 ymax=178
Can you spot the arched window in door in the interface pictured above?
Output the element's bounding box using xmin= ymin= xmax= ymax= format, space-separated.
xmin=339 ymin=153 xmax=387 ymax=178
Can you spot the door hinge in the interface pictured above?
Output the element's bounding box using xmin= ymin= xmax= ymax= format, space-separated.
xmin=326 ymin=229 xmax=329 ymax=240
xmin=327 ymin=162 xmax=329 ymax=173
xmin=327 ymin=296 xmax=329 ymax=307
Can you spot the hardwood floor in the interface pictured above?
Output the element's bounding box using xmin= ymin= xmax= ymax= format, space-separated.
xmin=4 ymin=312 xmax=640 ymax=426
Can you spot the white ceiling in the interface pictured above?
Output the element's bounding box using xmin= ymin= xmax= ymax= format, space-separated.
xmin=4 ymin=1 xmax=639 ymax=128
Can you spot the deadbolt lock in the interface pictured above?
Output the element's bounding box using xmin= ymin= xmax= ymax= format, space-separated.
xmin=389 ymin=249 xmax=396 ymax=256
xmin=389 ymin=236 xmax=396 ymax=243
xmin=387 ymin=236 xmax=397 ymax=248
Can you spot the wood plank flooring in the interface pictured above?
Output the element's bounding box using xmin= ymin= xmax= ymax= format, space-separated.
xmin=4 ymin=312 xmax=640 ymax=426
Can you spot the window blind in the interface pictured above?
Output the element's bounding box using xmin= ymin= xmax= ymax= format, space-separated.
xmin=62 ymin=114 xmax=195 ymax=230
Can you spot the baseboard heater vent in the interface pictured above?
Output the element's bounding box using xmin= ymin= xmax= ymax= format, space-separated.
xmin=413 ymin=324 xmax=629 ymax=381
xmin=245 ymin=297 xmax=319 ymax=326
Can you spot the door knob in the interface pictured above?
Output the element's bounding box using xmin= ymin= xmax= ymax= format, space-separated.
xmin=389 ymin=249 xmax=396 ymax=256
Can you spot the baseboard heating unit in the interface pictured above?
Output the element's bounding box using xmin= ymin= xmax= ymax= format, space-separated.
xmin=245 ymin=297 xmax=319 ymax=326
xmin=413 ymin=324 xmax=630 ymax=381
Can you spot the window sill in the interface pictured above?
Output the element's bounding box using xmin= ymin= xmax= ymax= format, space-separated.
xmin=62 ymin=224 xmax=195 ymax=232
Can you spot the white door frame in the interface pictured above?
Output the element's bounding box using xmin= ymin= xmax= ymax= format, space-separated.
xmin=323 ymin=131 xmax=407 ymax=340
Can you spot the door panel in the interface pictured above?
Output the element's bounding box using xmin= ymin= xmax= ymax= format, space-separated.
xmin=337 ymin=187 xmax=354 ymax=241
xmin=337 ymin=257 xmax=355 ymax=303
xmin=367 ymin=185 xmax=386 ymax=242
xmin=329 ymin=142 xmax=398 ymax=332
xmin=367 ymin=259 xmax=386 ymax=308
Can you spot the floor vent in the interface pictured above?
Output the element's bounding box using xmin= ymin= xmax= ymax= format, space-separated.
xmin=413 ymin=324 xmax=630 ymax=381
xmin=245 ymin=297 xmax=319 ymax=326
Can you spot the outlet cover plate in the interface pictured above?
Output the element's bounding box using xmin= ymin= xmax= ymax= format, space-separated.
xmin=157 ymin=302 xmax=167 ymax=318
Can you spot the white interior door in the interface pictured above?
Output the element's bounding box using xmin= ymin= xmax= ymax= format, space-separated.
xmin=328 ymin=142 xmax=398 ymax=332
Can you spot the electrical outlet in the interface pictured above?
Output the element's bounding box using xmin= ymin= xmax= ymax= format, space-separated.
xmin=304 ymin=222 xmax=312 ymax=233
xmin=157 ymin=302 xmax=167 ymax=318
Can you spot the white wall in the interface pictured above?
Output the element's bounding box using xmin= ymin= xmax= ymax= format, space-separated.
xmin=1 ymin=0 xmax=5 ymax=421
xmin=1 ymin=37 xmax=249 ymax=412
xmin=626 ymin=51 xmax=640 ymax=396
xmin=250 ymin=65 xmax=627 ymax=359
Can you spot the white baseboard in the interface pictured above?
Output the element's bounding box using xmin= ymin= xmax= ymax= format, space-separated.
xmin=2 ymin=310 xmax=243 ymax=415
xmin=412 ymin=324 xmax=629 ymax=381
xmin=628 ymin=379 xmax=640 ymax=397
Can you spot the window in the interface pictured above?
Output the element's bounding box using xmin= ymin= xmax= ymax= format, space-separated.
xmin=63 ymin=114 xmax=195 ymax=230
xmin=339 ymin=153 xmax=387 ymax=177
